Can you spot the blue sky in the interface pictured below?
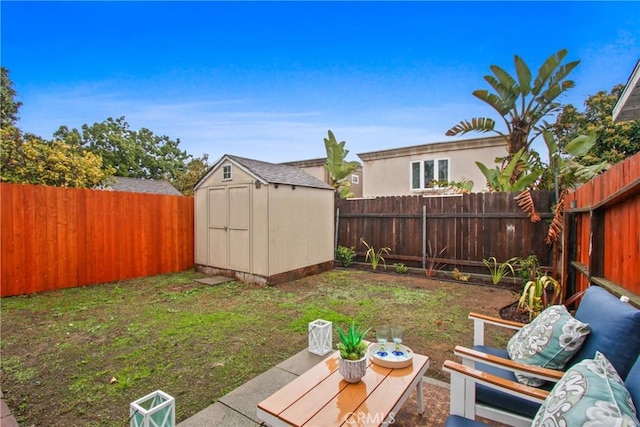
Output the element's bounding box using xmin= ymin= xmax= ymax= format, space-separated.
xmin=2 ymin=1 xmax=639 ymax=163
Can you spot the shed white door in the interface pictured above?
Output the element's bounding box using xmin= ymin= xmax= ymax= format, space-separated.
xmin=208 ymin=185 xmax=251 ymax=272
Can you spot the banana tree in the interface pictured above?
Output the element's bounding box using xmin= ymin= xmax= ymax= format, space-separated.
xmin=446 ymin=49 xmax=580 ymax=157
xmin=540 ymin=131 xmax=609 ymax=244
xmin=543 ymin=131 xmax=609 ymax=196
xmin=475 ymin=148 xmax=542 ymax=191
xmin=324 ymin=130 xmax=359 ymax=198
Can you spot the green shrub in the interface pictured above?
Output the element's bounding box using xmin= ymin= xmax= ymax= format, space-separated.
xmin=336 ymin=245 xmax=356 ymax=267
xmin=394 ymin=263 xmax=409 ymax=274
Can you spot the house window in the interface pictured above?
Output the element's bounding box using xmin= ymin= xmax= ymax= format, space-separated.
xmin=222 ymin=165 xmax=232 ymax=181
xmin=351 ymin=174 xmax=359 ymax=184
xmin=410 ymin=158 xmax=450 ymax=190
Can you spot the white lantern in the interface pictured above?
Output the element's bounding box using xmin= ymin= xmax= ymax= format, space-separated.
xmin=130 ymin=390 xmax=175 ymax=427
xmin=308 ymin=319 xmax=333 ymax=356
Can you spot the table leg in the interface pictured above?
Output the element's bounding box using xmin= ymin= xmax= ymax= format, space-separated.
xmin=416 ymin=376 xmax=424 ymax=414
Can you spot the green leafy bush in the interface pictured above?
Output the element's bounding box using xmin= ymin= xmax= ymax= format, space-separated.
xmin=336 ymin=245 xmax=356 ymax=267
xmin=394 ymin=263 xmax=409 ymax=274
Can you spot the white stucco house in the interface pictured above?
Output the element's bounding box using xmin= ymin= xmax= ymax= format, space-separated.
xmin=356 ymin=136 xmax=507 ymax=197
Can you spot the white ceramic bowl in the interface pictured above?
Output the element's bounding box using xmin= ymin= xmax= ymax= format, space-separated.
xmin=369 ymin=343 xmax=414 ymax=368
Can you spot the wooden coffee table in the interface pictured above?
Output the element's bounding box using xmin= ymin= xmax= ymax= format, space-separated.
xmin=257 ymin=350 xmax=430 ymax=426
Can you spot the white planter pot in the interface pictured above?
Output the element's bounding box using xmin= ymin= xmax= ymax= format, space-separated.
xmin=338 ymin=355 xmax=367 ymax=383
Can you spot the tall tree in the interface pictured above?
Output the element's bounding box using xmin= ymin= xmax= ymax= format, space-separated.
xmin=1 ymin=67 xmax=113 ymax=187
xmin=54 ymin=117 xmax=191 ymax=181
xmin=171 ymin=154 xmax=210 ymax=196
xmin=446 ymin=49 xmax=579 ymax=158
xmin=323 ymin=130 xmax=359 ymax=198
xmin=1 ymin=131 xmax=113 ymax=187
xmin=554 ymin=84 xmax=640 ymax=165
xmin=1 ymin=67 xmax=22 ymax=129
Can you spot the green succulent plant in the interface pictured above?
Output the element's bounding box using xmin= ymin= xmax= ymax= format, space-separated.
xmin=336 ymin=322 xmax=370 ymax=360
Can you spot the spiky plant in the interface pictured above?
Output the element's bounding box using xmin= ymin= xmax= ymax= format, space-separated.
xmin=336 ymin=322 xmax=370 ymax=360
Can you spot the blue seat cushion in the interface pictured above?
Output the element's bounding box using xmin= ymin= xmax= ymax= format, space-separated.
xmin=473 ymin=346 xmax=547 ymax=419
xmin=571 ymin=286 xmax=640 ymax=379
xmin=445 ymin=415 xmax=490 ymax=427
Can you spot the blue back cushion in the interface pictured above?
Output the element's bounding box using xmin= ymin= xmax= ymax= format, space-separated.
xmin=571 ymin=286 xmax=640 ymax=379
xmin=625 ymin=357 xmax=640 ymax=409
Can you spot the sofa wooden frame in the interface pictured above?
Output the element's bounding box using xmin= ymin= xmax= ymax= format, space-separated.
xmin=443 ymin=312 xmax=565 ymax=426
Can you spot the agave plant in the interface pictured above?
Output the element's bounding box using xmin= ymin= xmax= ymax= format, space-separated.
xmin=336 ymin=322 xmax=370 ymax=360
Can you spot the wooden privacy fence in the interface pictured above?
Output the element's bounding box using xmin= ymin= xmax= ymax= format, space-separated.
xmin=1 ymin=183 xmax=194 ymax=297
xmin=335 ymin=191 xmax=555 ymax=274
xmin=563 ymin=152 xmax=640 ymax=302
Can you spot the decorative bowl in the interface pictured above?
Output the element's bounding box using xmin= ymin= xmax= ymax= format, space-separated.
xmin=368 ymin=343 xmax=413 ymax=368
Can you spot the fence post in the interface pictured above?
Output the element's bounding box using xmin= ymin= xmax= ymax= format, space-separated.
xmin=422 ymin=205 xmax=426 ymax=270
xmin=334 ymin=208 xmax=340 ymax=255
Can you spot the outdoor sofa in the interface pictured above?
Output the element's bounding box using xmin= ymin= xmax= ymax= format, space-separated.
xmin=443 ymin=285 xmax=640 ymax=426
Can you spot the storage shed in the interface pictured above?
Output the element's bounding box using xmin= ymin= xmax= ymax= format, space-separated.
xmin=194 ymin=154 xmax=336 ymax=285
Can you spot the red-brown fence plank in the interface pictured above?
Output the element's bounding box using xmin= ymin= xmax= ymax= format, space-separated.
xmin=0 ymin=183 xmax=195 ymax=297
xmin=564 ymin=152 xmax=640 ymax=296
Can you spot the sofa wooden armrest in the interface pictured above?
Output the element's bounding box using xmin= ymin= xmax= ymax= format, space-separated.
xmin=443 ymin=360 xmax=548 ymax=427
xmin=454 ymin=345 xmax=564 ymax=383
xmin=468 ymin=312 xmax=524 ymax=346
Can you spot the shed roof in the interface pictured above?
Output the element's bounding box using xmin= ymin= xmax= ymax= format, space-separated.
xmin=196 ymin=154 xmax=334 ymax=190
xmin=107 ymin=177 xmax=182 ymax=196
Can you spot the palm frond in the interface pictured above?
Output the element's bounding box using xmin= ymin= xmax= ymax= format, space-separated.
xmin=532 ymin=49 xmax=568 ymax=96
xmin=446 ymin=117 xmax=496 ymax=136
xmin=484 ymin=75 xmax=518 ymax=111
xmin=548 ymin=61 xmax=580 ymax=89
xmin=515 ymin=188 xmax=541 ymax=222
xmin=473 ymin=90 xmax=512 ymax=116
xmin=514 ymin=55 xmax=532 ymax=96
xmin=545 ymin=190 xmax=566 ymax=245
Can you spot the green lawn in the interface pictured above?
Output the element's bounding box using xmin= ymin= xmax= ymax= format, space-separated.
xmin=0 ymin=268 xmax=516 ymax=426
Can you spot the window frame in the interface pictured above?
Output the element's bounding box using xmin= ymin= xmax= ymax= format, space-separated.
xmin=351 ymin=174 xmax=359 ymax=184
xmin=410 ymin=158 xmax=450 ymax=191
xmin=222 ymin=164 xmax=232 ymax=181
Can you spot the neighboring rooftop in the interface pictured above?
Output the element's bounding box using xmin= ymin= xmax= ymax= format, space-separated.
xmin=107 ymin=177 xmax=182 ymax=196
xmin=356 ymin=135 xmax=505 ymax=161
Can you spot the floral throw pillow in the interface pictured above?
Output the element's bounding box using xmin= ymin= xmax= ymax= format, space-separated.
xmin=507 ymin=304 xmax=590 ymax=386
xmin=532 ymin=352 xmax=639 ymax=426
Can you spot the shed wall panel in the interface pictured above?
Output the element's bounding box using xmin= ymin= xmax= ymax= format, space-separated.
xmin=268 ymin=186 xmax=334 ymax=275
xmin=194 ymin=188 xmax=208 ymax=265
xmin=251 ymin=185 xmax=270 ymax=276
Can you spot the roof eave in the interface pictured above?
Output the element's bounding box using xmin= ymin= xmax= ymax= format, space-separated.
xmin=613 ymin=60 xmax=640 ymax=123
